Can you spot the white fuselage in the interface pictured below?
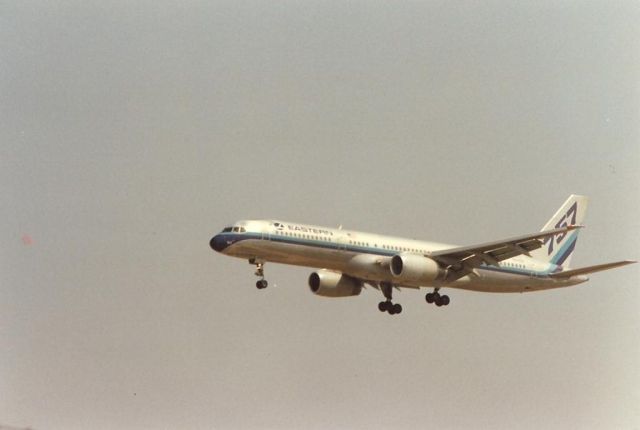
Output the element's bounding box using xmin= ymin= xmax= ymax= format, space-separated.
xmin=211 ymin=220 xmax=586 ymax=293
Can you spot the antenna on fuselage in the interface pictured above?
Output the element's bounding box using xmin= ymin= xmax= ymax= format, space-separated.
xmin=338 ymin=225 xmax=342 ymax=230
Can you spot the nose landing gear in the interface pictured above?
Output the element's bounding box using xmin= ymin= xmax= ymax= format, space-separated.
xmin=251 ymin=260 xmax=268 ymax=289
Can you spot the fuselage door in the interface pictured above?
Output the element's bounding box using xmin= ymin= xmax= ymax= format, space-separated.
xmin=262 ymin=222 xmax=277 ymax=241
xmin=336 ymin=232 xmax=348 ymax=251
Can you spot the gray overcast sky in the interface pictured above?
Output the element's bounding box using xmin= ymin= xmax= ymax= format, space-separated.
xmin=1 ymin=1 xmax=639 ymax=429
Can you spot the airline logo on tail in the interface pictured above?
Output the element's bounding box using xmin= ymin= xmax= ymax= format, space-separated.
xmin=545 ymin=201 xmax=578 ymax=256
xmin=531 ymin=194 xmax=588 ymax=268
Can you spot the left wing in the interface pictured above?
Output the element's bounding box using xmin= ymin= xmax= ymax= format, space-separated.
xmin=428 ymin=225 xmax=581 ymax=281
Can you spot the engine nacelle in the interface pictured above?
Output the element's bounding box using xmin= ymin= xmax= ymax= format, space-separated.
xmin=308 ymin=270 xmax=362 ymax=298
xmin=390 ymin=254 xmax=443 ymax=284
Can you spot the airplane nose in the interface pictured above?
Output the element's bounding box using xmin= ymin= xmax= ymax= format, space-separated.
xmin=210 ymin=235 xmax=227 ymax=252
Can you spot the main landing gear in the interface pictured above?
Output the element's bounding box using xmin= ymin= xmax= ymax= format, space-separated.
xmin=378 ymin=282 xmax=402 ymax=315
xmin=251 ymin=259 xmax=268 ymax=289
xmin=425 ymin=289 xmax=450 ymax=307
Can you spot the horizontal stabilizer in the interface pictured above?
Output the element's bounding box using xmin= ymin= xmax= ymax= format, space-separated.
xmin=550 ymin=260 xmax=636 ymax=278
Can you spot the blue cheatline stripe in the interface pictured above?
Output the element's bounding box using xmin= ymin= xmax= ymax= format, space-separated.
xmin=551 ymin=233 xmax=578 ymax=265
xmin=218 ymin=233 xmax=560 ymax=277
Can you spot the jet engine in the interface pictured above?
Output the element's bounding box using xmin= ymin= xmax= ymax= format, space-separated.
xmin=390 ymin=254 xmax=443 ymax=284
xmin=308 ymin=270 xmax=363 ymax=297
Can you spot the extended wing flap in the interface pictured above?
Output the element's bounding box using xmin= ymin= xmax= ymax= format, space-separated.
xmin=549 ymin=260 xmax=636 ymax=278
xmin=430 ymin=225 xmax=582 ymax=267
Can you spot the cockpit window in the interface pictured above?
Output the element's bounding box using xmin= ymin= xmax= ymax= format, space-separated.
xmin=222 ymin=227 xmax=232 ymax=233
xmin=231 ymin=226 xmax=246 ymax=233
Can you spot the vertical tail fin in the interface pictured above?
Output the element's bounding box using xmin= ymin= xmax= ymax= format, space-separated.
xmin=530 ymin=195 xmax=588 ymax=268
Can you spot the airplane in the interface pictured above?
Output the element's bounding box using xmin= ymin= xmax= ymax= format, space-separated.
xmin=209 ymin=195 xmax=635 ymax=315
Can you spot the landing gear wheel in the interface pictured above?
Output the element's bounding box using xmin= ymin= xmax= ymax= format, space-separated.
xmin=426 ymin=289 xmax=450 ymax=307
xmin=378 ymin=300 xmax=402 ymax=315
xmin=379 ymin=282 xmax=402 ymax=315
xmin=252 ymin=261 xmax=268 ymax=289
xmin=378 ymin=301 xmax=390 ymax=312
